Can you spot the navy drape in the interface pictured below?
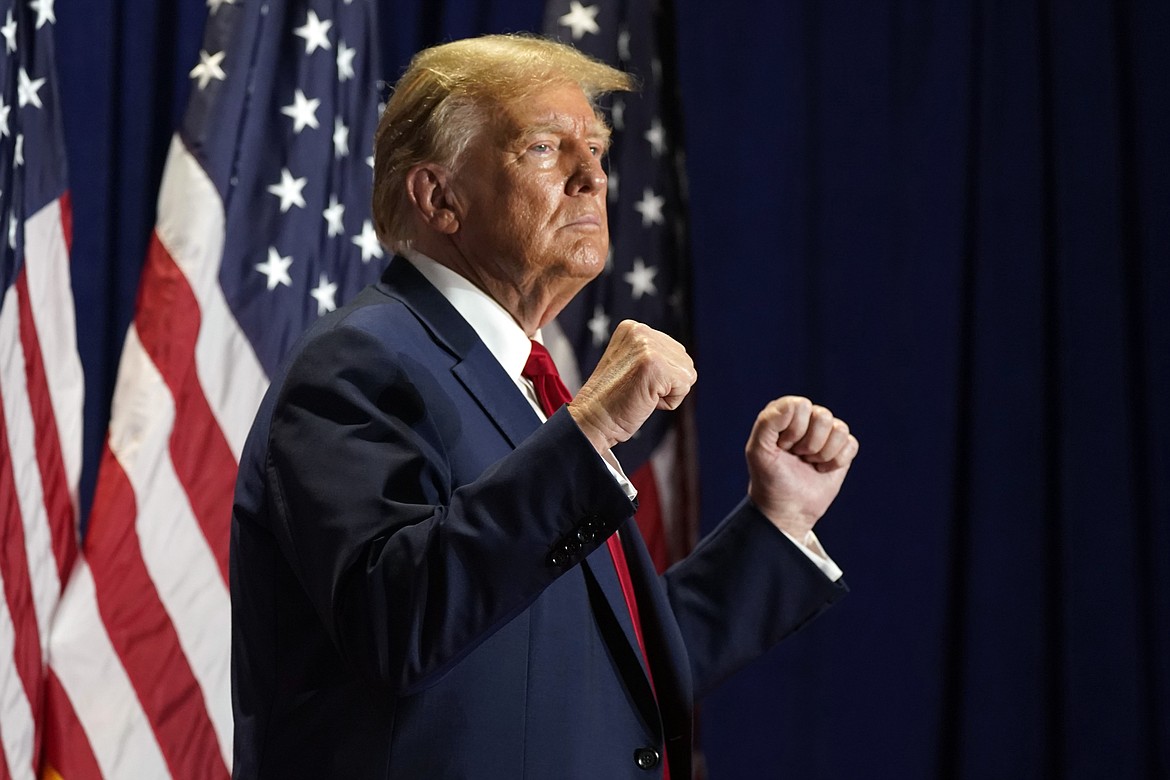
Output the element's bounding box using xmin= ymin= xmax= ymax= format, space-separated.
xmin=56 ymin=1 xmax=1169 ymax=777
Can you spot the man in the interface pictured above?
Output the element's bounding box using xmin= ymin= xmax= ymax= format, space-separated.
xmin=231 ymin=34 xmax=859 ymax=779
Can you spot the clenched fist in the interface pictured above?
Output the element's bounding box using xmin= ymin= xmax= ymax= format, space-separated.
xmin=568 ymin=320 xmax=696 ymax=453
xmin=746 ymin=396 xmax=859 ymax=539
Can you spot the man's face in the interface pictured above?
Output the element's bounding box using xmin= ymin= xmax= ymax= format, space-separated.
xmin=448 ymin=84 xmax=611 ymax=310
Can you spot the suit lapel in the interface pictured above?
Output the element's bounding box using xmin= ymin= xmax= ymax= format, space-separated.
xmin=451 ymin=348 xmax=540 ymax=449
xmin=379 ymin=257 xmax=541 ymax=448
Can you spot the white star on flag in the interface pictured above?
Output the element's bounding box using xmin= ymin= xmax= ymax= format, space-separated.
xmin=587 ymin=306 xmax=611 ymax=346
xmin=29 ymin=0 xmax=54 ymax=28
xmin=18 ymin=68 xmax=45 ymax=109
xmin=323 ymin=195 xmax=346 ymax=237
xmin=623 ymin=257 xmax=658 ymax=299
xmin=294 ymin=10 xmax=333 ymax=55
xmin=644 ymin=119 xmax=666 ymax=157
xmin=8 ymin=213 xmax=16 ymax=249
xmin=558 ymin=1 xmax=600 ymax=40
xmin=281 ymin=89 xmax=320 ymax=133
xmin=207 ymin=0 xmax=237 ymax=14
xmin=351 ymin=220 xmax=383 ymax=263
xmin=607 ymin=169 xmax=619 ymax=201
xmin=14 ymin=134 xmax=23 ymax=166
xmin=311 ymin=273 xmax=338 ymax=315
xmin=336 ymin=41 xmax=357 ymax=82
xmin=1 ymin=10 xmax=16 ymax=53
xmin=190 ymin=50 xmax=227 ymax=90
xmin=333 ymin=116 xmax=349 ymax=157
xmin=0 ymin=98 xmax=10 ymax=137
xmin=633 ymin=188 xmax=665 ymax=226
xmin=611 ymin=98 xmax=624 ymax=131
xmin=267 ymin=167 xmax=307 ymax=212
xmin=255 ymin=247 xmax=294 ymax=290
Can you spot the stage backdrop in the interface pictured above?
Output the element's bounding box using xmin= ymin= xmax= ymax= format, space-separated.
xmin=53 ymin=0 xmax=1169 ymax=777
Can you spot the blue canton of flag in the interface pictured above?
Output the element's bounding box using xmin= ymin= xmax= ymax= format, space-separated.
xmin=1 ymin=0 xmax=69 ymax=291
xmin=543 ymin=0 xmax=696 ymax=571
xmin=192 ymin=0 xmax=387 ymax=376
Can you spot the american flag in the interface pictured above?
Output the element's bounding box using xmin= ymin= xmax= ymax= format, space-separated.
xmin=39 ymin=0 xmax=384 ymax=776
xmin=542 ymin=0 xmax=697 ymax=571
xmin=0 ymin=0 xmax=83 ymax=777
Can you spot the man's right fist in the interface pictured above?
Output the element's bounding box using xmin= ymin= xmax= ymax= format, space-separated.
xmin=567 ymin=320 xmax=696 ymax=453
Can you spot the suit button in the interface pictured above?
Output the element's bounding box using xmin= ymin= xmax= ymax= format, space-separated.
xmin=633 ymin=747 xmax=660 ymax=770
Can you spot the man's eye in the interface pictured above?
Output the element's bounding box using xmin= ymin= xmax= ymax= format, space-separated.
xmin=530 ymin=143 xmax=553 ymax=153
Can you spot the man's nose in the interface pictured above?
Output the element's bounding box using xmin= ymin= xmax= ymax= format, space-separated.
xmin=566 ymin=154 xmax=606 ymax=196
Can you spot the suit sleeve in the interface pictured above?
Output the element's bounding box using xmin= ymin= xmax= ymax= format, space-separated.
xmin=263 ymin=323 xmax=633 ymax=694
xmin=661 ymin=498 xmax=849 ymax=698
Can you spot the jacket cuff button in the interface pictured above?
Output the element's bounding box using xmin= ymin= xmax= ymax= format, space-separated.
xmin=633 ymin=747 xmax=660 ymax=770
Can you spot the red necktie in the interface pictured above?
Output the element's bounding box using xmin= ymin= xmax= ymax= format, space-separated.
xmin=522 ymin=341 xmax=669 ymax=778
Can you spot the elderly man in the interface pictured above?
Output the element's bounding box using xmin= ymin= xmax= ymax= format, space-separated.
xmin=231 ymin=34 xmax=859 ymax=779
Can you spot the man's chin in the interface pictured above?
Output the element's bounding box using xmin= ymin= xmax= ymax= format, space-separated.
xmin=562 ymin=243 xmax=609 ymax=279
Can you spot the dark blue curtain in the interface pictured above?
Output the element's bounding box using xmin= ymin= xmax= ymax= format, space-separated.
xmin=56 ymin=1 xmax=1169 ymax=777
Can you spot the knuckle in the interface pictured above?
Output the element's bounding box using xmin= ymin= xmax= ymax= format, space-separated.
xmin=614 ymin=319 xmax=638 ymax=339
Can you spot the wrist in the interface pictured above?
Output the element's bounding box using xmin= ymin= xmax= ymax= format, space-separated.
xmin=747 ymin=483 xmax=818 ymax=538
xmin=568 ymin=401 xmax=617 ymax=453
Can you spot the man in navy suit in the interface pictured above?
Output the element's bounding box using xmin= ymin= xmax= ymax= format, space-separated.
xmin=231 ymin=34 xmax=860 ymax=779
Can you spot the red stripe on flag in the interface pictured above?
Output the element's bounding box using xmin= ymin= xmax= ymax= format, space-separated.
xmin=39 ymin=669 xmax=102 ymax=780
xmin=631 ymin=462 xmax=668 ymax=573
xmin=15 ymin=272 xmax=76 ymax=581
xmin=85 ymin=444 xmax=230 ymax=780
xmin=0 ymin=383 xmax=44 ymax=775
xmin=59 ymin=192 xmax=73 ymax=254
xmin=132 ymin=233 xmax=237 ymax=582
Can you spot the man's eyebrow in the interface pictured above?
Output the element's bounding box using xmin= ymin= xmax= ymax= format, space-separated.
xmin=519 ymin=120 xmax=613 ymax=145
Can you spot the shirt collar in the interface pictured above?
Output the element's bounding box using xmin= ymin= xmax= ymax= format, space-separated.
xmin=400 ymin=249 xmax=539 ymax=381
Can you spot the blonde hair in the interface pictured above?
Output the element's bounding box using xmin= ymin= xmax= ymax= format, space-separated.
xmin=372 ymin=34 xmax=634 ymax=252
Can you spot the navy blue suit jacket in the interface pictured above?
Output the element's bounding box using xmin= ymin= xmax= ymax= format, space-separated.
xmin=230 ymin=258 xmax=847 ymax=778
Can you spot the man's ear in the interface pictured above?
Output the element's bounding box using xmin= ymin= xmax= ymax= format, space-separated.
xmin=405 ymin=164 xmax=460 ymax=235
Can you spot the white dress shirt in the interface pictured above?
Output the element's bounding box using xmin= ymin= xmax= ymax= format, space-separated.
xmin=400 ymin=249 xmax=842 ymax=581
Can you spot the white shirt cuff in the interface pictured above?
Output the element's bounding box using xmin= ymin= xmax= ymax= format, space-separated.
xmin=599 ymin=449 xmax=638 ymax=501
xmin=780 ymin=529 xmax=844 ymax=581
